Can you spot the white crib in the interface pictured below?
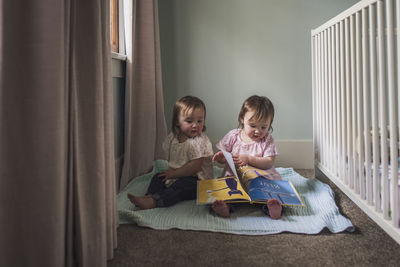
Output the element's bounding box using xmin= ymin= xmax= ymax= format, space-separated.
xmin=312 ymin=0 xmax=400 ymax=244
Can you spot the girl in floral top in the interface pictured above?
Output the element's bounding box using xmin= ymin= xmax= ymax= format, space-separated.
xmin=128 ymin=96 xmax=213 ymax=209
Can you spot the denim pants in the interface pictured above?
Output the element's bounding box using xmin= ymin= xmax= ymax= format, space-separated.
xmin=146 ymin=173 xmax=198 ymax=207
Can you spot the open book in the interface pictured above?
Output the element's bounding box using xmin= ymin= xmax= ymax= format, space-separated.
xmin=197 ymin=150 xmax=304 ymax=206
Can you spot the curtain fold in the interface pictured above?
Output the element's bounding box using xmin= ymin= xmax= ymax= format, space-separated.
xmin=120 ymin=0 xmax=167 ymax=191
xmin=0 ymin=1 xmax=117 ymax=266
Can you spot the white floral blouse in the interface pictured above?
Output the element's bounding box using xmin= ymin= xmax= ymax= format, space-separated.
xmin=162 ymin=132 xmax=214 ymax=180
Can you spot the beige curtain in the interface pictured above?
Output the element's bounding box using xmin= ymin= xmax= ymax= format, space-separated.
xmin=0 ymin=1 xmax=117 ymax=266
xmin=120 ymin=0 xmax=167 ymax=191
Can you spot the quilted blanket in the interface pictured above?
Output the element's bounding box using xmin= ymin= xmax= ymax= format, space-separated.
xmin=117 ymin=160 xmax=354 ymax=235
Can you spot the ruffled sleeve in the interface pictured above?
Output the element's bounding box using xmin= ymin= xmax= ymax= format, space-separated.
xmin=262 ymin=134 xmax=279 ymax=157
xmin=215 ymin=129 xmax=239 ymax=152
xmin=187 ymin=133 xmax=214 ymax=160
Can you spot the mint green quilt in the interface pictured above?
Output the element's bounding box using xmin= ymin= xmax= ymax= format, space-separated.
xmin=117 ymin=160 xmax=354 ymax=235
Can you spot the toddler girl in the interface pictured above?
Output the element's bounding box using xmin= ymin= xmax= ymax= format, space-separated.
xmin=212 ymin=95 xmax=282 ymax=219
xmin=128 ymin=96 xmax=214 ymax=209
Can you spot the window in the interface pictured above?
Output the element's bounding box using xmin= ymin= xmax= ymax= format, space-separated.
xmin=110 ymin=0 xmax=119 ymax=53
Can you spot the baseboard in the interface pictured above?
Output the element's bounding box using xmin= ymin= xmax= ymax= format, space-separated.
xmin=274 ymin=140 xmax=314 ymax=169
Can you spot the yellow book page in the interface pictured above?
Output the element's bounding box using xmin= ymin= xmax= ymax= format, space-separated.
xmin=197 ymin=176 xmax=250 ymax=204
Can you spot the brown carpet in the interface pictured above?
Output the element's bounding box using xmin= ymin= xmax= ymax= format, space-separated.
xmin=108 ymin=169 xmax=400 ymax=267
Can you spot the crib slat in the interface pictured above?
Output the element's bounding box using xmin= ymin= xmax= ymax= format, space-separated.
xmin=319 ymin=31 xmax=323 ymax=166
xmin=331 ymin=26 xmax=338 ymax=175
xmin=386 ymin=0 xmax=399 ymax=227
xmin=318 ymin=33 xmax=323 ymax=164
xmin=318 ymin=34 xmax=322 ymax=165
xmin=356 ymin=11 xmax=365 ymax=196
xmin=335 ymin=23 xmax=342 ymax=179
xmin=331 ymin=27 xmax=336 ymax=173
xmin=351 ymin=14 xmax=358 ymax=191
xmin=323 ymin=30 xmax=328 ymax=168
xmin=340 ymin=20 xmax=347 ymax=183
xmin=318 ymin=33 xmax=322 ymax=164
xmin=318 ymin=33 xmax=322 ymax=165
xmin=325 ymin=29 xmax=330 ymax=169
xmin=345 ymin=17 xmax=352 ymax=187
xmin=362 ymin=7 xmax=372 ymax=205
xmin=377 ymin=0 xmax=389 ymax=219
xmin=312 ymin=35 xmax=317 ymax=164
xmin=395 ymin=0 xmax=400 ymax=229
xmin=332 ymin=27 xmax=336 ymax=174
xmin=328 ymin=27 xmax=333 ymax=172
xmin=369 ymin=3 xmax=381 ymax=212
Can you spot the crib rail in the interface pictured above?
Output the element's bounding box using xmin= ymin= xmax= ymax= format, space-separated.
xmin=312 ymin=0 xmax=400 ymax=244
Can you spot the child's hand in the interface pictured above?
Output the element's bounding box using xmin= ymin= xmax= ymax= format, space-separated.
xmin=233 ymin=154 xmax=250 ymax=166
xmin=159 ymin=169 xmax=177 ymax=182
xmin=212 ymin=151 xmax=226 ymax=164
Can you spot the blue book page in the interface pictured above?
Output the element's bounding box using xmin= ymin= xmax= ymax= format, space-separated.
xmin=248 ymin=177 xmax=304 ymax=206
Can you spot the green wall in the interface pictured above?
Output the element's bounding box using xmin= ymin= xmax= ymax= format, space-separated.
xmin=158 ymin=0 xmax=359 ymax=144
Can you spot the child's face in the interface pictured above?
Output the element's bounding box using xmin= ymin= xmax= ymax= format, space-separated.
xmin=177 ymin=107 xmax=205 ymax=139
xmin=241 ymin=110 xmax=271 ymax=142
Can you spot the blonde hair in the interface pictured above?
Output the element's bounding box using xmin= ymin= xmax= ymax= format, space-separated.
xmin=238 ymin=95 xmax=275 ymax=132
xmin=171 ymin=96 xmax=207 ymax=136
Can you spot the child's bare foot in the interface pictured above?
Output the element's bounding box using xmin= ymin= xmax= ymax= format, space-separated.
xmin=212 ymin=200 xmax=230 ymax=218
xmin=127 ymin=193 xmax=157 ymax=209
xmin=267 ymin=199 xmax=282 ymax=220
